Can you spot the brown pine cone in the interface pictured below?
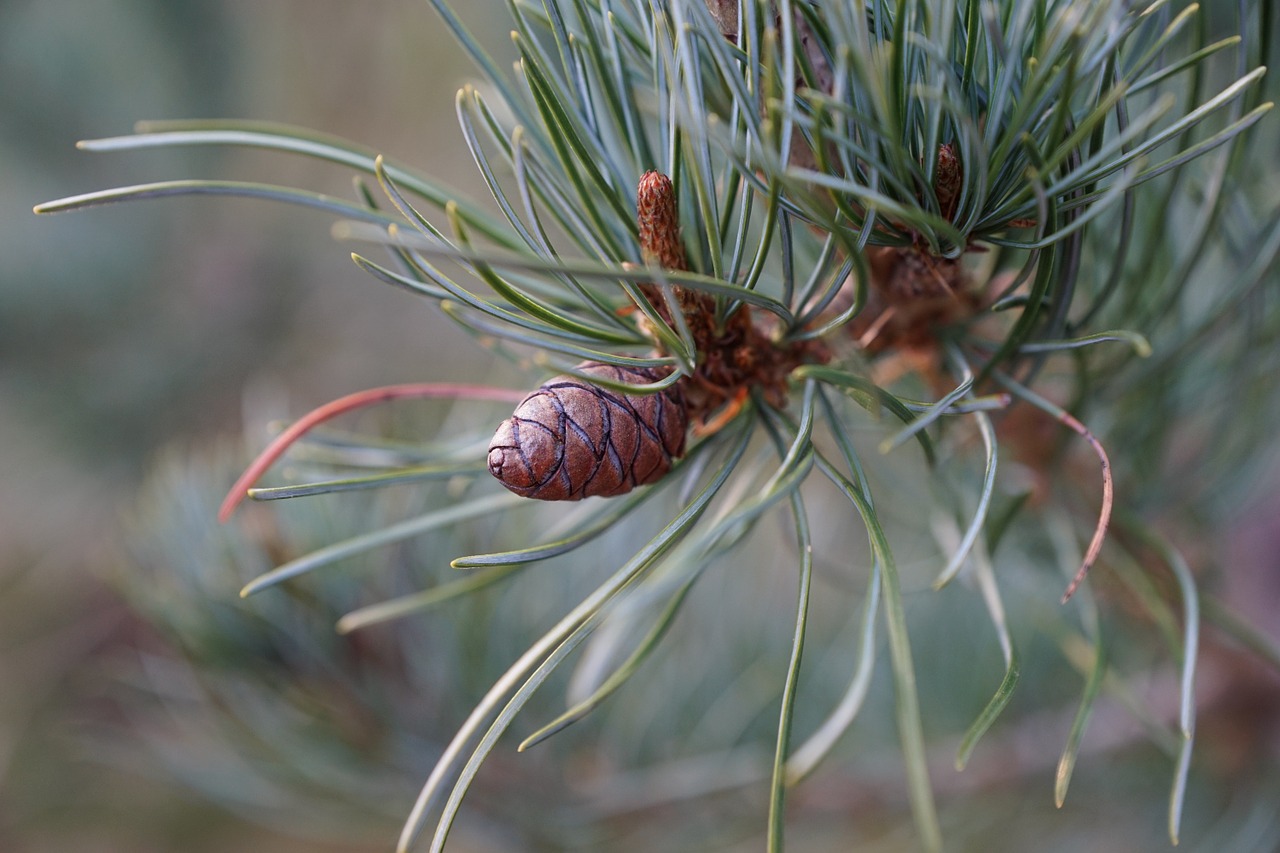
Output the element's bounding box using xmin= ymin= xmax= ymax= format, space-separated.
xmin=488 ymin=362 xmax=688 ymax=500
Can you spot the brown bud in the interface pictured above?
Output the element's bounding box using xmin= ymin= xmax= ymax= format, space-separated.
xmin=636 ymin=170 xmax=718 ymax=340
xmin=488 ymin=362 xmax=687 ymax=500
xmin=935 ymin=143 xmax=962 ymax=217
xmin=705 ymin=0 xmax=737 ymax=40
xmin=637 ymin=170 xmax=687 ymax=272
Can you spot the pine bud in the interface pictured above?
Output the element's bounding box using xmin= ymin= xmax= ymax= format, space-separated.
xmin=637 ymin=170 xmax=687 ymax=272
xmin=935 ymin=143 xmax=962 ymax=217
xmin=488 ymin=362 xmax=687 ymax=500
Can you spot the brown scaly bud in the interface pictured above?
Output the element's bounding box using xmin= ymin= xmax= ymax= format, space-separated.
xmin=637 ymin=170 xmax=687 ymax=272
xmin=935 ymin=143 xmax=962 ymax=219
xmin=487 ymin=362 xmax=687 ymax=500
xmin=705 ymin=0 xmax=738 ymax=40
xmin=636 ymin=170 xmax=718 ymax=344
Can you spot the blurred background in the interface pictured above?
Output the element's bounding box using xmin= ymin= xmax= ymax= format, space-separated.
xmin=3 ymin=1 xmax=510 ymax=849
xmin=3 ymin=2 xmax=1279 ymax=852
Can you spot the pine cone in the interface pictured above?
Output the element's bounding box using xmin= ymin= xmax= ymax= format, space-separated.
xmin=488 ymin=362 xmax=687 ymax=500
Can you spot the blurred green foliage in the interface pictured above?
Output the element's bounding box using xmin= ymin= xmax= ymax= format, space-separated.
xmin=2 ymin=2 xmax=501 ymax=850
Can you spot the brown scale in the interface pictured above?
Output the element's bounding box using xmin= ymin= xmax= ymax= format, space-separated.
xmin=848 ymin=246 xmax=978 ymax=354
xmin=841 ymin=145 xmax=989 ymax=384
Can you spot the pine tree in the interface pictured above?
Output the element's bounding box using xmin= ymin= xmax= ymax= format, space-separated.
xmin=38 ymin=2 xmax=1280 ymax=850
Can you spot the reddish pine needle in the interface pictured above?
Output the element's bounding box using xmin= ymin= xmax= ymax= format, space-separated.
xmin=1055 ymin=408 xmax=1114 ymax=603
xmin=218 ymin=384 xmax=527 ymax=523
xmin=996 ymin=373 xmax=1114 ymax=603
